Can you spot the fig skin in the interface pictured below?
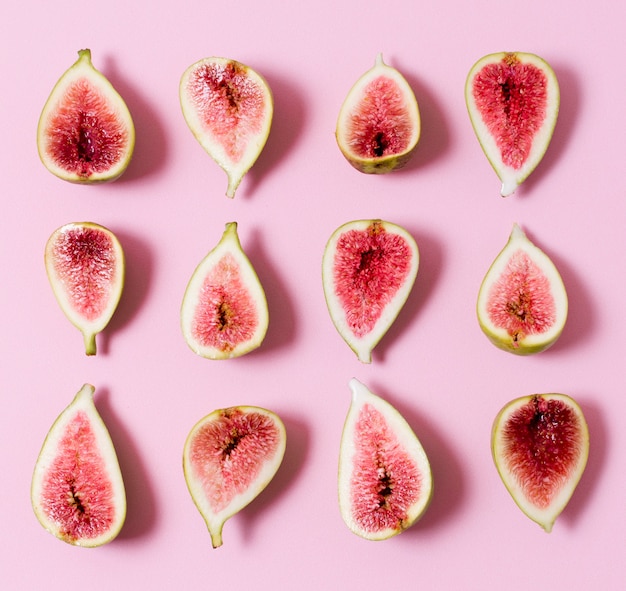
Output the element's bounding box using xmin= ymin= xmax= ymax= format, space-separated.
xmin=338 ymin=379 xmax=433 ymax=540
xmin=322 ymin=219 xmax=419 ymax=363
xmin=31 ymin=384 xmax=126 ymax=547
xmin=44 ymin=221 xmax=125 ymax=356
xmin=37 ymin=49 xmax=135 ymax=184
xmin=336 ymin=53 xmax=421 ymax=174
xmin=476 ymin=223 xmax=567 ymax=355
xmin=465 ymin=51 xmax=560 ymax=197
xmin=491 ymin=393 xmax=589 ymax=532
xmin=179 ymin=57 xmax=273 ymax=198
xmin=183 ymin=405 xmax=286 ymax=548
xmin=180 ymin=222 xmax=269 ymax=359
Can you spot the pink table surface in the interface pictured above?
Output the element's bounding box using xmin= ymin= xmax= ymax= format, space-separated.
xmin=2 ymin=1 xmax=624 ymax=589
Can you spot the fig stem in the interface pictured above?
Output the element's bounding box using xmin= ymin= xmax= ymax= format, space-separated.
xmin=83 ymin=332 xmax=97 ymax=356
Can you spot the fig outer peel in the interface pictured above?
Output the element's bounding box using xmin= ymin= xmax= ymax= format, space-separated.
xmin=338 ymin=379 xmax=433 ymax=541
xmin=465 ymin=51 xmax=560 ymax=197
xmin=491 ymin=394 xmax=589 ymax=532
xmin=179 ymin=57 xmax=274 ymax=198
xmin=476 ymin=223 xmax=567 ymax=355
xmin=44 ymin=222 xmax=126 ymax=356
xmin=31 ymin=384 xmax=127 ymax=547
xmin=180 ymin=222 xmax=269 ymax=359
xmin=336 ymin=53 xmax=421 ymax=173
xmin=322 ymin=219 xmax=419 ymax=363
xmin=183 ymin=406 xmax=287 ymax=548
xmin=37 ymin=49 xmax=135 ymax=184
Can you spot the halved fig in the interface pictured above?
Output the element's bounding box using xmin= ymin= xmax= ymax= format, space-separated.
xmin=181 ymin=222 xmax=268 ymax=359
xmin=492 ymin=393 xmax=589 ymax=532
xmin=37 ymin=49 xmax=135 ymax=183
xmin=477 ymin=223 xmax=567 ymax=355
xmin=336 ymin=53 xmax=421 ymax=173
xmin=31 ymin=384 xmax=126 ymax=547
xmin=179 ymin=57 xmax=273 ymax=198
xmin=183 ymin=405 xmax=286 ymax=548
xmin=322 ymin=219 xmax=419 ymax=363
xmin=338 ymin=379 xmax=432 ymax=540
xmin=465 ymin=51 xmax=560 ymax=196
xmin=45 ymin=222 xmax=125 ymax=356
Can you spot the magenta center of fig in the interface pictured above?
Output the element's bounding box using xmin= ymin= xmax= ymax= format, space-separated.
xmin=472 ymin=57 xmax=548 ymax=169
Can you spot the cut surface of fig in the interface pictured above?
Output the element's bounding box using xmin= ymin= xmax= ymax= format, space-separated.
xmin=338 ymin=379 xmax=432 ymax=540
xmin=181 ymin=222 xmax=268 ymax=359
xmin=322 ymin=219 xmax=419 ymax=363
xmin=31 ymin=384 xmax=126 ymax=547
xmin=37 ymin=49 xmax=135 ymax=183
xmin=336 ymin=53 xmax=420 ymax=173
xmin=45 ymin=222 xmax=125 ymax=355
xmin=183 ymin=405 xmax=286 ymax=548
xmin=465 ymin=51 xmax=559 ymax=196
xmin=180 ymin=56 xmax=273 ymax=198
xmin=477 ymin=223 xmax=567 ymax=355
xmin=492 ymin=393 xmax=589 ymax=532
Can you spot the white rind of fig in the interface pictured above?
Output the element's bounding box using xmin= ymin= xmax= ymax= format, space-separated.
xmin=465 ymin=52 xmax=559 ymax=197
xmin=183 ymin=406 xmax=286 ymax=548
xmin=477 ymin=223 xmax=567 ymax=355
xmin=338 ymin=379 xmax=432 ymax=540
xmin=179 ymin=57 xmax=273 ymax=198
xmin=491 ymin=393 xmax=589 ymax=532
xmin=181 ymin=222 xmax=269 ymax=359
xmin=45 ymin=222 xmax=125 ymax=356
xmin=322 ymin=219 xmax=419 ymax=363
xmin=336 ymin=53 xmax=420 ymax=174
xmin=31 ymin=384 xmax=126 ymax=547
xmin=37 ymin=49 xmax=135 ymax=184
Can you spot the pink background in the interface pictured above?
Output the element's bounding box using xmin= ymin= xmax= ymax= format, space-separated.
xmin=1 ymin=1 xmax=623 ymax=589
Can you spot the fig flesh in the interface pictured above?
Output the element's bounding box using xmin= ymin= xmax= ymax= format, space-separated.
xmin=492 ymin=393 xmax=589 ymax=532
xmin=183 ymin=405 xmax=286 ymax=548
xmin=181 ymin=222 xmax=268 ymax=359
xmin=31 ymin=384 xmax=126 ymax=547
xmin=37 ymin=49 xmax=135 ymax=183
xmin=336 ymin=53 xmax=420 ymax=173
xmin=338 ymin=379 xmax=432 ymax=540
xmin=179 ymin=57 xmax=273 ymax=198
xmin=465 ymin=51 xmax=559 ymax=196
xmin=45 ymin=222 xmax=125 ymax=356
xmin=477 ymin=223 xmax=567 ymax=355
xmin=322 ymin=219 xmax=419 ymax=363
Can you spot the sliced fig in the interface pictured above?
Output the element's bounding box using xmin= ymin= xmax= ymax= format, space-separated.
xmin=336 ymin=53 xmax=421 ymax=173
xmin=465 ymin=51 xmax=560 ymax=196
xmin=492 ymin=393 xmax=589 ymax=532
xmin=31 ymin=384 xmax=126 ymax=547
xmin=322 ymin=219 xmax=419 ymax=363
xmin=181 ymin=222 xmax=268 ymax=359
xmin=179 ymin=57 xmax=273 ymax=198
xmin=477 ymin=223 xmax=567 ymax=355
xmin=338 ymin=379 xmax=432 ymax=540
xmin=45 ymin=222 xmax=125 ymax=356
xmin=183 ymin=405 xmax=286 ymax=548
xmin=37 ymin=49 xmax=135 ymax=183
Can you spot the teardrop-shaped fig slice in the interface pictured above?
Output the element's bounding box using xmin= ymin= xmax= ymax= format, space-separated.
xmin=477 ymin=223 xmax=567 ymax=355
xmin=181 ymin=222 xmax=269 ymax=359
xmin=322 ymin=219 xmax=419 ymax=363
xmin=338 ymin=379 xmax=432 ymax=541
xmin=180 ymin=57 xmax=273 ymax=198
xmin=37 ymin=49 xmax=135 ymax=183
xmin=45 ymin=222 xmax=125 ymax=356
xmin=336 ymin=53 xmax=421 ymax=173
xmin=183 ymin=405 xmax=286 ymax=548
xmin=492 ymin=393 xmax=589 ymax=532
xmin=465 ymin=51 xmax=560 ymax=196
xmin=31 ymin=384 xmax=126 ymax=547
